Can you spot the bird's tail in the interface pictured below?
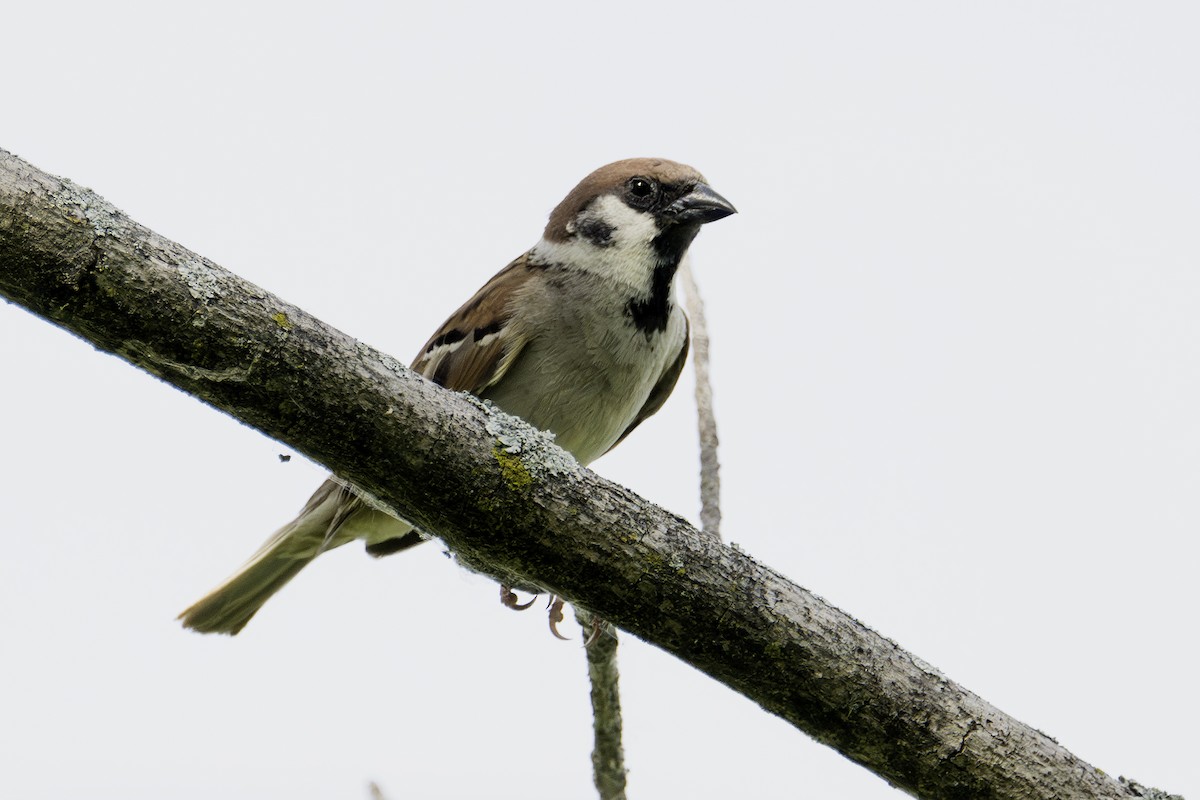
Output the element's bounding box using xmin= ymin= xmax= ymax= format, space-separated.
xmin=178 ymin=479 xmax=421 ymax=635
xmin=177 ymin=509 xmax=333 ymax=635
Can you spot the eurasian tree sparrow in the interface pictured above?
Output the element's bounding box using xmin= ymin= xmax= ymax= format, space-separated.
xmin=179 ymin=158 xmax=736 ymax=635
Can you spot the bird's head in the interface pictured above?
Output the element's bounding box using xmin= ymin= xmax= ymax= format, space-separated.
xmin=535 ymin=158 xmax=736 ymax=285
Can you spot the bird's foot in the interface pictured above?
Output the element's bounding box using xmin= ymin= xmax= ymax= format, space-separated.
xmin=547 ymin=595 xmax=570 ymax=640
xmin=581 ymin=614 xmax=605 ymax=647
xmin=501 ymin=586 xmax=603 ymax=644
xmin=500 ymin=584 xmax=537 ymax=610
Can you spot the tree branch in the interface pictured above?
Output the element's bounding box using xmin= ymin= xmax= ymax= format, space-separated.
xmin=0 ymin=149 xmax=1177 ymax=800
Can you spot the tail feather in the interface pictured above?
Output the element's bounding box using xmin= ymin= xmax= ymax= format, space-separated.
xmin=177 ymin=554 xmax=312 ymax=635
xmin=179 ymin=478 xmax=420 ymax=635
xmin=177 ymin=515 xmax=327 ymax=635
xmin=177 ymin=479 xmax=422 ymax=633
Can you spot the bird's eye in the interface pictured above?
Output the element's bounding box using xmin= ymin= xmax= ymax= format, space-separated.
xmin=626 ymin=177 xmax=658 ymax=206
xmin=629 ymin=178 xmax=654 ymax=196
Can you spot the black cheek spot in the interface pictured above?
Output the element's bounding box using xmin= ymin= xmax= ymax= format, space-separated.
xmin=576 ymin=217 xmax=616 ymax=247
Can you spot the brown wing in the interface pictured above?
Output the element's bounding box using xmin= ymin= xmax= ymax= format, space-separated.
xmin=605 ymin=314 xmax=690 ymax=454
xmin=410 ymin=253 xmax=533 ymax=393
xmin=341 ymin=254 xmax=535 ymax=559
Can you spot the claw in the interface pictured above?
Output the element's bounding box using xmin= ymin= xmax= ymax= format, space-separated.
xmin=582 ymin=616 xmax=604 ymax=647
xmin=548 ymin=595 xmax=569 ymax=640
xmin=500 ymin=585 xmax=536 ymax=610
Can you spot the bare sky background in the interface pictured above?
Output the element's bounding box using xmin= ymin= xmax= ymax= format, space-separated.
xmin=2 ymin=3 xmax=1197 ymax=798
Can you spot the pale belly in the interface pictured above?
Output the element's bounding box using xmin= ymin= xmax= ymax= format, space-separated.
xmin=481 ymin=313 xmax=685 ymax=465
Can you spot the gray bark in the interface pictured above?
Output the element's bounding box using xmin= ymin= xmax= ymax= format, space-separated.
xmin=0 ymin=149 xmax=1180 ymax=800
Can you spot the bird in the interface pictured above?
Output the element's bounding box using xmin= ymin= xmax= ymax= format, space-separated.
xmin=178 ymin=157 xmax=736 ymax=636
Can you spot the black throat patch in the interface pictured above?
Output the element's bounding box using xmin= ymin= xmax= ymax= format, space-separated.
xmin=626 ymin=261 xmax=678 ymax=335
xmin=624 ymin=222 xmax=703 ymax=335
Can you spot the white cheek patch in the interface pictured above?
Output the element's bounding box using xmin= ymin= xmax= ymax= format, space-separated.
xmin=533 ymin=194 xmax=663 ymax=293
xmin=589 ymin=194 xmax=661 ymax=250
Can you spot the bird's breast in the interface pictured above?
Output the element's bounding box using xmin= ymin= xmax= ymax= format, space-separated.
xmin=481 ymin=281 xmax=686 ymax=465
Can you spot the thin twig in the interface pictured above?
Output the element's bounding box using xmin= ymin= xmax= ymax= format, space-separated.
xmin=679 ymin=257 xmax=722 ymax=539
xmin=577 ymin=609 xmax=626 ymax=800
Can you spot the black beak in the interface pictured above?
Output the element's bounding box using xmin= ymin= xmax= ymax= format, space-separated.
xmin=666 ymin=183 xmax=737 ymax=225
